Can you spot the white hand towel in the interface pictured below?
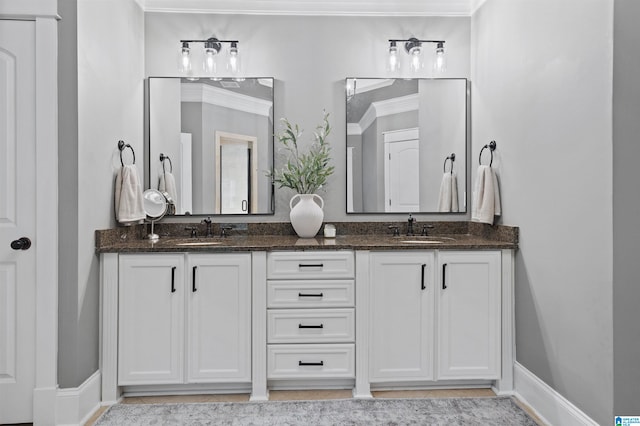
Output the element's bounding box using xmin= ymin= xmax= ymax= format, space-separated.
xmin=472 ymin=165 xmax=501 ymax=224
xmin=158 ymin=172 xmax=178 ymax=211
xmin=114 ymin=165 xmax=146 ymax=225
xmin=438 ymin=171 xmax=459 ymax=213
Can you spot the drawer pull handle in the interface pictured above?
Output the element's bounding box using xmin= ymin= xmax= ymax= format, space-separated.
xmin=171 ymin=266 xmax=177 ymax=293
xmin=298 ymin=263 xmax=324 ymax=268
xmin=298 ymin=323 xmax=324 ymax=329
xmin=421 ymin=263 xmax=427 ymax=290
xmin=298 ymin=361 xmax=324 ymax=366
xmin=298 ymin=292 xmax=324 ymax=298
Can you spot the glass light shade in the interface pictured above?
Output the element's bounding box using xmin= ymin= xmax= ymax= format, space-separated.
xmin=227 ymin=42 xmax=240 ymax=74
xmin=179 ymin=42 xmax=191 ymax=73
xmin=434 ymin=43 xmax=446 ymax=72
xmin=387 ymin=42 xmax=400 ymax=73
xmin=346 ymin=78 xmax=356 ymax=99
xmin=204 ymin=48 xmax=217 ymax=74
xmin=409 ymin=47 xmax=423 ymax=73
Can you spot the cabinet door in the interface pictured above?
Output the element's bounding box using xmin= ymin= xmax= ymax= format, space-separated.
xmin=118 ymin=254 xmax=184 ymax=385
xmin=187 ymin=253 xmax=251 ymax=382
xmin=437 ymin=251 xmax=501 ymax=380
xmin=369 ymin=251 xmax=435 ymax=382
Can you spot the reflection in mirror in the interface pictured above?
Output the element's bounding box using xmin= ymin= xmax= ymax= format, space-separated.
xmin=346 ymin=78 xmax=468 ymax=214
xmin=148 ymin=77 xmax=274 ymax=216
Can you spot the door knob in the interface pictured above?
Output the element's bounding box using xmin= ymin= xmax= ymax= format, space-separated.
xmin=10 ymin=237 xmax=31 ymax=250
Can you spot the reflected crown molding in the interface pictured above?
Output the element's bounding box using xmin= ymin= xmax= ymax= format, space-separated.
xmin=348 ymin=93 xmax=418 ymax=136
xmin=181 ymin=83 xmax=272 ymax=117
xmin=137 ymin=0 xmax=472 ymax=16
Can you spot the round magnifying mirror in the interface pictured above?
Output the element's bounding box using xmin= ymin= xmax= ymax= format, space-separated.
xmin=143 ymin=189 xmax=168 ymax=240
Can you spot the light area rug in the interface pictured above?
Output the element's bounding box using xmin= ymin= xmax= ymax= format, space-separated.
xmin=94 ymin=397 xmax=538 ymax=425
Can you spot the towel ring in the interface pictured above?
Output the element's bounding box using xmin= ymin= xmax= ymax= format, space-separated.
xmin=159 ymin=153 xmax=173 ymax=173
xmin=117 ymin=140 xmax=136 ymax=166
xmin=443 ymin=153 xmax=456 ymax=174
xmin=479 ymin=140 xmax=497 ymax=167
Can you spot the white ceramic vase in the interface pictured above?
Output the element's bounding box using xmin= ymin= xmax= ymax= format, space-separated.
xmin=289 ymin=194 xmax=324 ymax=238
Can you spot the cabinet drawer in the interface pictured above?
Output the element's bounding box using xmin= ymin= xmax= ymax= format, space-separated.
xmin=267 ymin=251 xmax=354 ymax=279
xmin=267 ymin=309 xmax=355 ymax=344
xmin=267 ymin=280 xmax=354 ymax=308
xmin=267 ymin=344 xmax=355 ymax=379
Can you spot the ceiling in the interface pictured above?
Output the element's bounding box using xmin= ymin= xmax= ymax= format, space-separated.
xmin=137 ymin=0 xmax=487 ymax=16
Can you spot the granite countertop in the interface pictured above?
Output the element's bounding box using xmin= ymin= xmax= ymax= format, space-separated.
xmin=95 ymin=221 xmax=518 ymax=254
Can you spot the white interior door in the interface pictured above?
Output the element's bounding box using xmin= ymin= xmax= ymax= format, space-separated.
xmin=0 ymin=20 xmax=37 ymax=424
xmin=346 ymin=147 xmax=354 ymax=212
xmin=220 ymin=142 xmax=250 ymax=214
xmin=216 ymin=132 xmax=258 ymax=215
xmin=180 ymin=133 xmax=193 ymax=214
xmin=384 ymin=137 xmax=420 ymax=212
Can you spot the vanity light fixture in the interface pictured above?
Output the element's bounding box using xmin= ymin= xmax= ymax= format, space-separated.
xmin=178 ymin=37 xmax=241 ymax=75
xmin=388 ymin=38 xmax=446 ymax=73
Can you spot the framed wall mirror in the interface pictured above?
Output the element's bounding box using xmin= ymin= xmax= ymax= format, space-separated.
xmin=346 ymin=78 xmax=468 ymax=214
xmin=147 ymin=77 xmax=274 ymax=216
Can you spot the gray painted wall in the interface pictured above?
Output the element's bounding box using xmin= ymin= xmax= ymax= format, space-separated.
xmin=419 ymin=79 xmax=466 ymax=212
xmin=144 ymin=13 xmax=472 ymax=222
xmin=472 ymin=1 xmax=613 ymax=424
xmin=57 ymin=0 xmax=81 ymax=388
xmin=56 ymin=0 xmax=144 ymax=388
xmin=612 ymin=0 xmax=640 ymax=416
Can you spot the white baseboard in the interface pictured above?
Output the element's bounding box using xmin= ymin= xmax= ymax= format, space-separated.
xmin=56 ymin=371 xmax=102 ymax=426
xmin=514 ymin=362 xmax=598 ymax=426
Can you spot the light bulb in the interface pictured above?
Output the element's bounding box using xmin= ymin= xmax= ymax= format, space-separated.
xmin=179 ymin=42 xmax=191 ymax=73
xmin=434 ymin=42 xmax=446 ymax=73
xmin=388 ymin=41 xmax=400 ymax=73
xmin=227 ymin=42 xmax=240 ymax=75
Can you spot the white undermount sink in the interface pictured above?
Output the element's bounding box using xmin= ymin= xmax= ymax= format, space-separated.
xmin=396 ymin=236 xmax=456 ymax=244
xmin=175 ymin=241 xmax=224 ymax=246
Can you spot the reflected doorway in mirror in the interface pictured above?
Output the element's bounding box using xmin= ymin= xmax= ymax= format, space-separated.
xmin=215 ymin=131 xmax=258 ymax=214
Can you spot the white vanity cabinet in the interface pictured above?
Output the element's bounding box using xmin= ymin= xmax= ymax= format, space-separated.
xmin=437 ymin=251 xmax=501 ymax=380
xmin=117 ymin=253 xmax=251 ymax=386
xmin=266 ymin=251 xmax=356 ymax=382
xmin=118 ymin=254 xmax=185 ymax=385
xmin=369 ymin=251 xmax=436 ymax=382
xmin=366 ymin=250 xmax=505 ymax=387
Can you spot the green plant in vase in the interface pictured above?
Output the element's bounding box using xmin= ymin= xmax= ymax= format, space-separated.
xmin=269 ymin=111 xmax=334 ymax=237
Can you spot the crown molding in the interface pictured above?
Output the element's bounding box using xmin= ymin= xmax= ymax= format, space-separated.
xmin=470 ymin=0 xmax=488 ymax=15
xmin=349 ymin=93 xmax=419 ymax=135
xmin=181 ymin=83 xmax=272 ymax=116
xmin=139 ymin=0 xmax=473 ymax=16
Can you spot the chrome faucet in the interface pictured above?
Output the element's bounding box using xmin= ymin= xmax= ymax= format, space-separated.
xmin=407 ymin=214 xmax=416 ymax=236
xmin=201 ymin=216 xmax=213 ymax=237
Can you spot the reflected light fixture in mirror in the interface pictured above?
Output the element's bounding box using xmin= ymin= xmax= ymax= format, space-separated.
xmin=179 ymin=37 xmax=241 ymax=76
xmin=387 ymin=38 xmax=446 ymax=74
xmin=387 ymin=41 xmax=400 ymax=72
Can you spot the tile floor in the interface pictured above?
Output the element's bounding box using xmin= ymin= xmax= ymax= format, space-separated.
xmin=85 ymin=389 xmax=545 ymax=425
